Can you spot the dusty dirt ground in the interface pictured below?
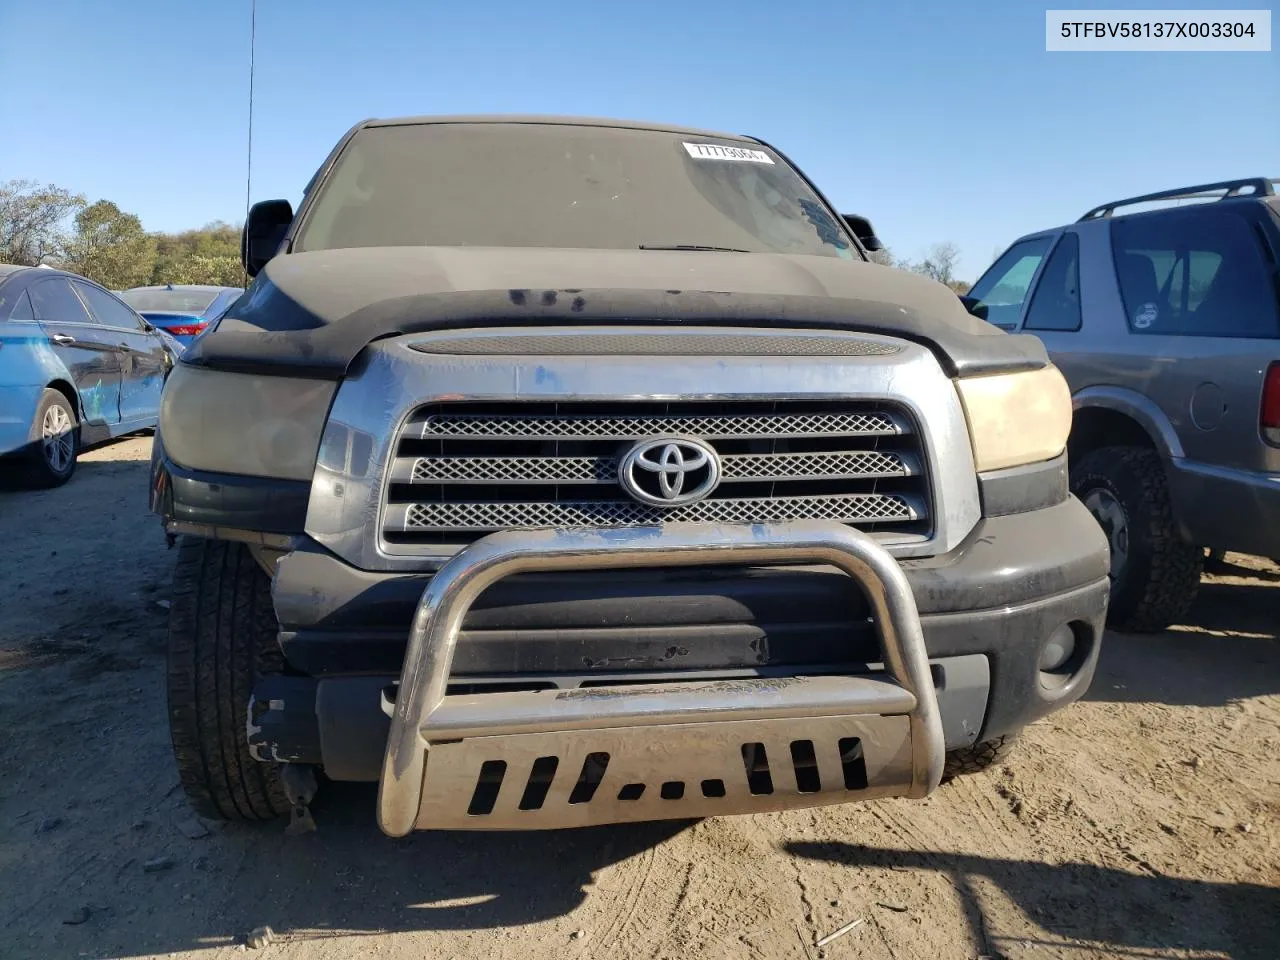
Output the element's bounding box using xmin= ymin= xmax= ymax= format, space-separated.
xmin=1 ymin=436 xmax=1277 ymax=960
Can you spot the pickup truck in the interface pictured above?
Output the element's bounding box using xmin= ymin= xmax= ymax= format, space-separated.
xmin=150 ymin=115 xmax=1109 ymax=836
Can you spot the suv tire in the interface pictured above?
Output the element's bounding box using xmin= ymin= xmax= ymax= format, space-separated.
xmin=942 ymin=734 xmax=1018 ymax=782
xmin=167 ymin=537 xmax=291 ymax=821
xmin=20 ymin=388 xmax=79 ymax=488
xmin=1070 ymin=445 xmax=1202 ymax=633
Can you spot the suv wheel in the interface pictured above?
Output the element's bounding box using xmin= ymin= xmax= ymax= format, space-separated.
xmin=1071 ymin=445 xmax=1203 ymax=633
xmin=20 ymin=388 xmax=79 ymax=488
xmin=167 ymin=537 xmax=292 ymax=821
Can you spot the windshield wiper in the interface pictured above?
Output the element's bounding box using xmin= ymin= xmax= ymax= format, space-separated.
xmin=638 ymin=243 xmax=751 ymax=253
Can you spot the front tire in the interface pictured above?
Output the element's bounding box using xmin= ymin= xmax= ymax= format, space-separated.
xmin=1070 ymin=445 xmax=1202 ymax=633
xmin=942 ymin=734 xmax=1019 ymax=782
xmin=21 ymin=388 xmax=79 ymax=488
xmin=167 ymin=537 xmax=291 ymax=821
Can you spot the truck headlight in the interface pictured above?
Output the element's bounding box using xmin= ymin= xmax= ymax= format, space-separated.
xmin=955 ymin=365 xmax=1072 ymax=473
xmin=160 ymin=364 xmax=336 ymax=481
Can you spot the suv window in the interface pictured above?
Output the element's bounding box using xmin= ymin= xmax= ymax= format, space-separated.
xmin=75 ymin=281 xmax=145 ymax=330
xmin=29 ymin=278 xmax=92 ymax=324
xmin=1024 ymin=233 xmax=1082 ymax=332
xmin=1112 ymin=207 xmax=1280 ymax=338
xmin=967 ymin=236 xmax=1055 ymax=329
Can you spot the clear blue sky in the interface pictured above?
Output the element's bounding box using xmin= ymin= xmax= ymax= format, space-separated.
xmin=1 ymin=0 xmax=1275 ymax=280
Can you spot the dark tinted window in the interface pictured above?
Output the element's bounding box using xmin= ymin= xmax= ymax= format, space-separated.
xmin=75 ymin=281 xmax=145 ymax=329
xmin=967 ymin=236 xmax=1055 ymax=329
xmin=5 ymin=289 xmax=36 ymax=322
xmin=1112 ymin=207 xmax=1279 ymax=338
xmin=118 ymin=287 xmax=223 ymax=313
xmin=1024 ymin=233 xmax=1082 ymax=332
xmin=294 ymin=123 xmax=858 ymax=259
xmin=29 ymin=278 xmax=92 ymax=324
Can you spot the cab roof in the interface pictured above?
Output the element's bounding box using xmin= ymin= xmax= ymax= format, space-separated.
xmin=357 ymin=114 xmax=756 ymax=144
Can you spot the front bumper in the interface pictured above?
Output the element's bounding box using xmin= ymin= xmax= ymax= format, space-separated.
xmin=265 ymin=495 xmax=1108 ymax=736
xmin=247 ymin=498 xmax=1109 ymax=823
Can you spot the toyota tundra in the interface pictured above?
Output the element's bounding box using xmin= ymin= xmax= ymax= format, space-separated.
xmin=150 ymin=115 xmax=1110 ymax=836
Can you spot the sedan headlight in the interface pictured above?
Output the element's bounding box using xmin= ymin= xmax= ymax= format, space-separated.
xmin=955 ymin=365 xmax=1072 ymax=473
xmin=160 ymin=364 xmax=336 ymax=481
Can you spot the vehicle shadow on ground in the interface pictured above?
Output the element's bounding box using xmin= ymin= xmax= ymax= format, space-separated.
xmin=786 ymin=841 xmax=1280 ymax=960
xmin=1207 ymin=555 xmax=1280 ymax=583
xmin=0 ymin=435 xmax=151 ymax=492
xmin=1088 ymin=579 xmax=1280 ymax=708
xmin=96 ymin=783 xmax=694 ymax=957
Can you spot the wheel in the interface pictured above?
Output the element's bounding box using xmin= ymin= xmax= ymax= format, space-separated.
xmin=166 ymin=537 xmax=292 ymax=821
xmin=19 ymin=389 xmax=79 ymax=488
xmin=1070 ymin=445 xmax=1203 ymax=633
xmin=942 ymin=734 xmax=1018 ymax=782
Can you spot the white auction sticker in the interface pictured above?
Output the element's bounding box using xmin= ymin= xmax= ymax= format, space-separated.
xmin=682 ymin=142 xmax=775 ymax=164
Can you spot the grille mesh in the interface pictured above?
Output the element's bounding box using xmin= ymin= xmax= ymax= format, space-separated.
xmin=405 ymin=450 xmax=912 ymax=484
xmin=400 ymin=493 xmax=915 ymax=531
xmin=411 ymin=410 xmax=904 ymax=440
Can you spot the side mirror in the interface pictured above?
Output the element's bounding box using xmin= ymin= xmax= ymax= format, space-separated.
xmin=959 ymin=295 xmax=989 ymax=321
xmin=242 ymin=199 xmax=294 ymax=277
xmin=841 ymin=213 xmax=885 ymax=252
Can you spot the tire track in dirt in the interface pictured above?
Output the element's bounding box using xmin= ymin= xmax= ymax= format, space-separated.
xmin=593 ymin=842 xmax=658 ymax=957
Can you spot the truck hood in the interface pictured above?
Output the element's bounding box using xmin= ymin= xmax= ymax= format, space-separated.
xmin=184 ymin=246 xmax=1048 ymax=378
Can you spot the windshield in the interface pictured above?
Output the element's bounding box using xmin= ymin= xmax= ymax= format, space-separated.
xmin=119 ymin=289 xmax=221 ymax=314
xmin=293 ymin=123 xmax=859 ymax=259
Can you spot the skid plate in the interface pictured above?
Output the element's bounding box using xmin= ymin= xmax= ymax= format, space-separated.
xmin=413 ymin=713 xmax=913 ymax=830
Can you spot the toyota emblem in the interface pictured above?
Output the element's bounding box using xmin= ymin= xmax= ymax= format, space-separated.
xmin=618 ymin=437 xmax=721 ymax=507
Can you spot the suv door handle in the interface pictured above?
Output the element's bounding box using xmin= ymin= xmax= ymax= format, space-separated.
xmin=50 ymin=334 xmax=76 ymax=346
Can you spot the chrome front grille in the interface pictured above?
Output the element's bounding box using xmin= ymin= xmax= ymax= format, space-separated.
xmin=382 ymin=401 xmax=931 ymax=545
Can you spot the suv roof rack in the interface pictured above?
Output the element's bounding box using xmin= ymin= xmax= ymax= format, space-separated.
xmin=1077 ymin=177 xmax=1278 ymax=222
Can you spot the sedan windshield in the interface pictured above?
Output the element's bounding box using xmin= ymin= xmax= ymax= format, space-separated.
xmin=293 ymin=123 xmax=858 ymax=260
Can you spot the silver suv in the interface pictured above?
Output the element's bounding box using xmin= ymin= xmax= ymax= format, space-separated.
xmin=966 ymin=178 xmax=1280 ymax=632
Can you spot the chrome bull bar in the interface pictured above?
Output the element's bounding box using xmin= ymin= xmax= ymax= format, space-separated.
xmin=377 ymin=521 xmax=944 ymax=836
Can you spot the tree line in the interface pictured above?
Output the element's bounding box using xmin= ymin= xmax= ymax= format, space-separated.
xmin=869 ymin=243 xmax=971 ymax=294
xmin=1 ymin=178 xmax=971 ymax=294
xmin=0 ymin=179 xmax=245 ymax=290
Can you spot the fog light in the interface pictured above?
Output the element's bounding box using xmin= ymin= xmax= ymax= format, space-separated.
xmin=1039 ymin=624 xmax=1077 ymax=672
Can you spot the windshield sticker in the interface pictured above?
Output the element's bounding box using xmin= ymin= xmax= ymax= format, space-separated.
xmin=1133 ymin=302 xmax=1159 ymax=329
xmin=682 ymin=142 xmax=775 ymax=164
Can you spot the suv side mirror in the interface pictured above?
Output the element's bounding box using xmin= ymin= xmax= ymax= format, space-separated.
xmin=958 ymin=294 xmax=989 ymax=321
xmin=242 ymin=199 xmax=294 ymax=277
xmin=841 ymin=213 xmax=885 ymax=252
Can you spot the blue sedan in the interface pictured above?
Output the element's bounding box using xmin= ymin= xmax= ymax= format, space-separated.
xmin=118 ymin=284 xmax=243 ymax=346
xmin=0 ymin=265 xmax=181 ymax=487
